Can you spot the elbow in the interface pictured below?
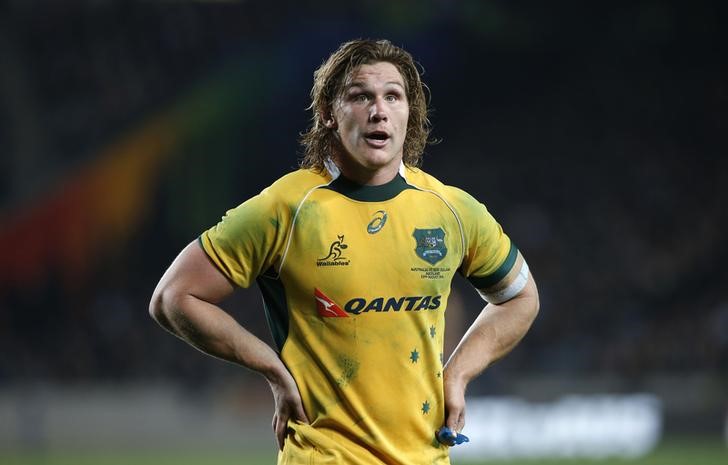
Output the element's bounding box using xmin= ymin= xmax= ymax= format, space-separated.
xmin=529 ymin=281 xmax=540 ymax=322
xmin=148 ymin=289 xmax=165 ymax=323
xmin=149 ymin=284 xmax=181 ymax=328
xmin=521 ymin=273 xmax=540 ymax=324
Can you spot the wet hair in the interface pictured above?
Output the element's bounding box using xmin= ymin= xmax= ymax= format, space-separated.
xmin=299 ymin=39 xmax=434 ymax=170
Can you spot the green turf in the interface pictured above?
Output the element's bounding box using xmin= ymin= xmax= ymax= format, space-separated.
xmin=2 ymin=437 xmax=725 ymax=465
xmin=0 ymin=452 xmax=273 ymax=465
xmin=455 ymin=437 xmax=727 ymax=465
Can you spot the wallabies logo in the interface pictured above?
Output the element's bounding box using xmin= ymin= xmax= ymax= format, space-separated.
xmin=317 ymin=235 xmax=350 ymax=267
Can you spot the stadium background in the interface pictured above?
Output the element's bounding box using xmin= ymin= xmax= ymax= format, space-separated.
xmin=0 ymin=1 xmax=726 ymax=463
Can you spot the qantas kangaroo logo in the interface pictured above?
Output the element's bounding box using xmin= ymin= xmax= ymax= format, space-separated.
xmin=314 ymin=288 xmax=348 ymax=317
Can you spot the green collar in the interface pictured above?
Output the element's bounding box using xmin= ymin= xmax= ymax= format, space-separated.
xmin=324 ymin=174 xmax=415 ymax=202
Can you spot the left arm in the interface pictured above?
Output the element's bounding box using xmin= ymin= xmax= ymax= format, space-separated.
xmin=442 ymin=272 xmax=539 ymax=433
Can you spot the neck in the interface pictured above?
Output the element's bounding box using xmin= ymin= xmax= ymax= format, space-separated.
xmin=332 ymin=157 xmax=402 ymax=186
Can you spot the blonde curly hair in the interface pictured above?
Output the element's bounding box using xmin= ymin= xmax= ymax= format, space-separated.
xmin=299 ymin=39 xmax=434 ymax=171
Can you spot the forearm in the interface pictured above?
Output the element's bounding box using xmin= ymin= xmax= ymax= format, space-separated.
xmin=444 ymin=275 xmax=539 ymax=386
xmin=151 ymin=291 xmax=288 ymax=383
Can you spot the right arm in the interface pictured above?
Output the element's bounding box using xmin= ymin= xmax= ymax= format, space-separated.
xmin=149 ymin=240 xmax=308 ymax=449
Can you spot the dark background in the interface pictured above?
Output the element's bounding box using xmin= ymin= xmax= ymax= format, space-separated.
xmin=1 ymin=0 xmax=726 ymax=404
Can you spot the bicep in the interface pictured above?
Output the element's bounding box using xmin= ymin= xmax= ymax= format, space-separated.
xmin=154 ymin=240 xmax=235 ymax=308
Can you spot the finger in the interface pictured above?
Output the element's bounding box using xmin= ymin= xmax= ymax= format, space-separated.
xmin=275 ymin=415 xmax=287 ymax=451
xmin=293 ymin=402 xmax=310 ymax=424
xmin=272 ymin=414 xmax=283 ymax=450
xmin=456 ymin=412 xmax=465 ymax=432
xmin=445 ymin=409 xmax=464 ymax=432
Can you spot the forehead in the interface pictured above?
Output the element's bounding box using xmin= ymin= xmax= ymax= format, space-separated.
xmin=344 ymin=61 xmax=405 ymax=88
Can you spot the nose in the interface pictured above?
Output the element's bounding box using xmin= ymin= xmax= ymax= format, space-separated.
xmin=369 ymin=97 xmax=389 ymax=123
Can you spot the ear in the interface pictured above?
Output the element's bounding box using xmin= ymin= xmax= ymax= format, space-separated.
xmin=323 ymin=110 xmax=337 ymax=129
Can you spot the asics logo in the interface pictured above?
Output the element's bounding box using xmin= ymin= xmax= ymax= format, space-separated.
xmin=367 ymin=210 xmax=387 ymax=234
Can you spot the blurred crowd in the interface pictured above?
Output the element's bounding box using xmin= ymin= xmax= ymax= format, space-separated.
xmin=1 ymin=1 xmax=726 ymax=386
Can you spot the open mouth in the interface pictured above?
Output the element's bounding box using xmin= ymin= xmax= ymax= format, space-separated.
xmin=364 ymin=131 xmax=390 ymax=144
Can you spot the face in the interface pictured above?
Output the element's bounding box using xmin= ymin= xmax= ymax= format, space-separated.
xmin=327 ymin=61 xmax=409 ymax=185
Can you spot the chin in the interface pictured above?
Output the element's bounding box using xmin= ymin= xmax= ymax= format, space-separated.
xmin=362 ymin=151 xmax=399 ymax=168
xmin=336 ymin=145 xmax=402 ymax=173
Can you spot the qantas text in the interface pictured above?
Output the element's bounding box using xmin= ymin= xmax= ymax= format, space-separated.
xmin=344 ymin=295 xmax=442 ymax=314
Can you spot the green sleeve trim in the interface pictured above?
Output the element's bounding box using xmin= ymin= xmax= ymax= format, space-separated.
xmin=256 ymin=272 xmax=290 ymax=352
xmin=196 ymin=235 xmax=219 ymax=269
xmin=467 ymin=242 xmax=518 ymax=289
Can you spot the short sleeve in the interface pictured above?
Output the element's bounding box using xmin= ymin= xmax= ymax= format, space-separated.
xmin=448 ymin=187 xmax=530 ymax=304
xmin=199 ymin=189 xmax=287 ymax=288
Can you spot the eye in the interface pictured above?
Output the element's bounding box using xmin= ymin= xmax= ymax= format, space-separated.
xmin=384 ymin=94 xmax=398 ymax=103
xmin=353 ymin=93 xmax=369 ymax=103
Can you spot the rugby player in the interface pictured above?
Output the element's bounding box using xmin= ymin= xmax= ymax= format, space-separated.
xmin=150 ymin=39 xmax=539 ymax=464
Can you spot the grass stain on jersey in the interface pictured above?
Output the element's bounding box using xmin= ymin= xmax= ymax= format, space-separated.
xmin=335 ymin=355 xmax=360 ymax=387
xmin=292 ymin=200 xmax=326 ymax=252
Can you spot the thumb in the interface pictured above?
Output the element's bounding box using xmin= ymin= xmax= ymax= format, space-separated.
xmin=445 ymin=405 xmax=465 ymax=432
xmin=292 ymin=400 xmax=310 ymax=424
xmin=443 ymin=375 xmax=466 ymax=432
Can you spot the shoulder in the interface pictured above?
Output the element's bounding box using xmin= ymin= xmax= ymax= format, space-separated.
xmin=404 ymin=166 xmax=483 ymax=213
xmin=403 ymin=166 xmax=445 ymax=192
xmin=231 ymin=168 xmax=331 ymax=217
xmin=215 ymin=168 xmax=330 ymax=227
xmin=263 ymin=168 xmax=331 ymax=203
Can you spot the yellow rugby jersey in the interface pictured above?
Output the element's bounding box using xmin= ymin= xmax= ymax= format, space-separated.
xmin=200 ymin=163 xmax=528 ymax=465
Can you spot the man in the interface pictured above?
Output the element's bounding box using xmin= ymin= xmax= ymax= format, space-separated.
xmin=150 ymin=39 xmax=539 ymax=464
